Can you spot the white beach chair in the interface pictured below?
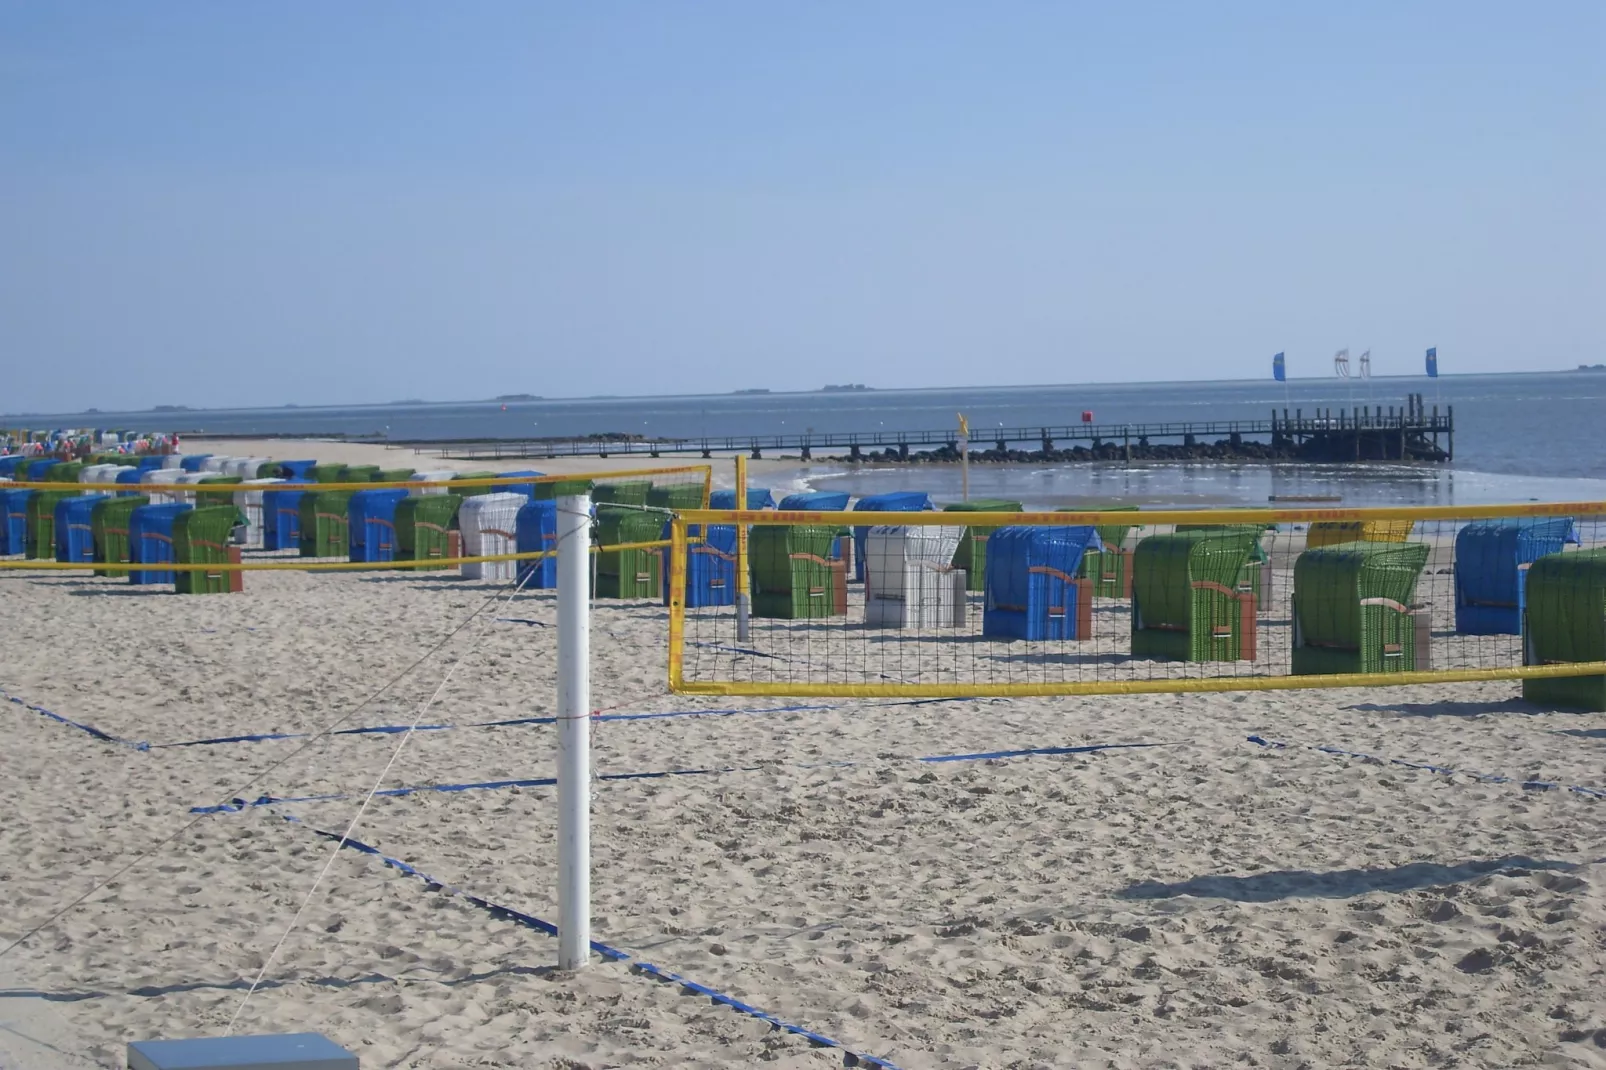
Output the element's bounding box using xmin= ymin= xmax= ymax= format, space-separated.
xmin=140 ymin=468 xmax=186 ymax=505
xmin=864 ymin=525 xmax=968 ymax=629
xmin=459 ymin=493 xmax=525 ymax=581
xmin=100 ymin=465 xmax=135 ymax=492
xmin=172 ymin=471 xmax=209 ymax=505
xmin=234 ymin=477 xmax=285 ymax=546
xmin=412 ymin=469 xmax=459 ymax=495
xmin=79 ymin=464 xmax=114 ymax=493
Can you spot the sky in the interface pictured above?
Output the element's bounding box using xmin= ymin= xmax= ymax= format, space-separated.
xmin=2 ymin=2 xmax=1601 ymax=414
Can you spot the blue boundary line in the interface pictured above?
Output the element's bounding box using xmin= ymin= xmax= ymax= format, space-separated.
xmin=1247 ymin=735 xmax=1606 ymax=800
xmin=192 ymin=742 xmax=1169 ymax=814
xmin=152 ymin=699 xmax=940 ymax=749
xmin=7 ymin=683 xmax=969 ymax=752
xmin=286 ymin=814 xmax=903 ymax=1068
xmin=4 ymin=690 xmax=149 ymax=751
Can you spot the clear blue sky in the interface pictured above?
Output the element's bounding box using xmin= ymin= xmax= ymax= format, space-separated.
xmin=2 ymin=2 xmax=1600 ymax=412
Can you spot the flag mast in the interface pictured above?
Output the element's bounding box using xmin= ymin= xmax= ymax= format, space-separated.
xmin=957 ymin=412 xmax=970 ymax=502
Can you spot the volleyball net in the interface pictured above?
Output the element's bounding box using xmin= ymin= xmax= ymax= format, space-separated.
xmin=667 ymin=502 xmax=1606 ymax=701
xmin=0 ymin=465 xmax=710 ymax=573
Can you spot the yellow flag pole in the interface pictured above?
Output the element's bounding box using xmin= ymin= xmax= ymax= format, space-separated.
xmin=735 ymin=452 xmax=751 ymax=641
xmin=958 ymin=412 xmax=970 ymax=502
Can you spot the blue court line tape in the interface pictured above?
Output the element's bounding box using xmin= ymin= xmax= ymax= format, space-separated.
xmin=192 ymin=741 xmax=1167 ymax=814
xmin=191 ymin=767 xmax=730 ymax=814
xmin=1247 ymin=735 xmax=1606 ymax=800
xmin=7 ymin=680 xmax=969 ymax=752
xmin=4 ymin=690 xmax=149 ymax=751
xmin=493 ymin=617 xmax=550 ymax=627
xmin=920 ymin=741 xmax=1167 ymax=763
xmin=287 ymin=814 xmax=904 ymax=1068
xmin=153 ymin=699 xmax=953 ymax=749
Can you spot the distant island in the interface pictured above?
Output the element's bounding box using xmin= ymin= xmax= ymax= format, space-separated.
xmin=1574 ymin=364 xmax=1606 ymax=372
xmin=494 ymin=393 xmax=541 ymax=402
xmin=734 ymin=388 xmax=771 ymax=395
xmin=151 ymin=404 xmax=192 ymax=412
xmin=822 ymin=384 xmax=871 ymax=392
xmin=390 ymin=399 xmax=427 ymax=405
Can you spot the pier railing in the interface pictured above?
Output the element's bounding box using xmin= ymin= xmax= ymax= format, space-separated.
xmin=402 ymin=396 xmax=1452 ymax=463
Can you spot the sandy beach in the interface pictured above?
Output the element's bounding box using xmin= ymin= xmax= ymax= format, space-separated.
xmin=179 ymin=437 xmax=816 ymax=491
xmin=2 ymin=444 xmax=1604 ymax=1069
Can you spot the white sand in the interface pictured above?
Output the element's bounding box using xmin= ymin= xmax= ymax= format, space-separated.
xmin=2 ymin=463 xmax=1604 ymax=1067
xmin=182 ymin=437 xmax=811 ymax=489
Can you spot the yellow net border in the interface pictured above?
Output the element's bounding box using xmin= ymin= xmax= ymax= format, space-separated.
xmin=667 ymin=500 xmax=1606 ymax=699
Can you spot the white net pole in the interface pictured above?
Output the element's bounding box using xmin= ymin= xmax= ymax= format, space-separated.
xmin=556 ymin=492 xmax=592 ymax=970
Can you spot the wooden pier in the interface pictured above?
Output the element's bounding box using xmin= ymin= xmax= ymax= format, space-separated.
xmin=405 ymin=394 xmax=1453 ymax=464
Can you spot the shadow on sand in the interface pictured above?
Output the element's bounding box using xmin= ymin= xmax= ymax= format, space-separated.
xmin=1342 ymin=697 xmax=1549 ymax=719
xmin=1116 ymin=856 xmax=1581 ymax=903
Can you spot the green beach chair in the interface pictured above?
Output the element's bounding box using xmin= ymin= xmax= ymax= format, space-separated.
xmin=451 ymin=470 xmax=501 ymax=498
xmin=174 ymin=505 xmax=240 ymax=595
xmin=646 ymin=483 xmax=705 ymax=510
xmin=298 ymin=490 xmax=354 ymax=558
xmin=594 ymin=505 xmax=667 ymax=599
xmin=25 ymin=489 xmax=76 ymax=559
xmin=1066 ymin=504 xmax=1141 ymax=599
xmin=1291 ymin=540 xmax=1431 ymax=676
xmin=593 ymin=480 xmax=654 ymax=507
xmin=394 ymin=493 xmax=463 ymax=570
xmin=91 ymin=495 xmax=150 ymax=577
xmin=749 ymin=523 xmax=847 ymax=619
xmin=944 ymin=499 xmax=1023 ymax=592
xmin=1131 ymin=529 xmax=1262 ymax=662
xmin=1521 ymin=547 xmax=1606 ymax=710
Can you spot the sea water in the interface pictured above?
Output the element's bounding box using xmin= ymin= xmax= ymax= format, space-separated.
xmin=10 ymin=371 xmax=1605 ymax=507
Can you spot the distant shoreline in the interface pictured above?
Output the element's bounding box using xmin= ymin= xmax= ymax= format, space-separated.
xmin=2 ymin=366 xmax=1585 ymax=424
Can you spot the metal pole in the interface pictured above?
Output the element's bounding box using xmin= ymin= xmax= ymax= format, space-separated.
xmin=556 ymin=492 xmax=592 ymax=971
xmin=735 ymin=455 xmax=751 ymax=642
xmin=960 ymin=433 xmax=970 ymax=501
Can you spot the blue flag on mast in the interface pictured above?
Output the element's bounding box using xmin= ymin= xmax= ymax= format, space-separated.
xmin=1425 ymin=347 xmax=1438 ymax=378
xmin=1272 ymin=352 xmax=1286 ymax=382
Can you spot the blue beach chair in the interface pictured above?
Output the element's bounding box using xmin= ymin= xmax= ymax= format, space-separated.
xmin=1454 ymin=517 xmax=1578 ymax=635
xmin=348 ymin=488 xmax=411 ymax=562
xmin=709 ymin=488 xmax=775 ymax=510
xmin=261 ymin=482 xmax=310 ymax=551
xmin=515 ymin=499 xmax=559 ymax=589
xmin=56 ymin=495 xmax=112 ymax=563
xmin=128 ymin=503 xmax=193 ymax=585
xmin=983 ymin=526 xmax=1104 ymax=641
xmin=851 ymin=491 xmax=932 ymax=581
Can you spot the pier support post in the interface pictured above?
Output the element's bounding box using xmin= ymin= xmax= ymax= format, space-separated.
xmin=898 ymin=443 xmax=908 ymax=461
xmin=800 ymin=445 xmax=811 ymax=460
xmin=849 ymin=444 xmax=862 ymax=461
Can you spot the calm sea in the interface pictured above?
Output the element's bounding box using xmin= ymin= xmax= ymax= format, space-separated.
xmin=9 ymin=371 xmax=1604 ymax=508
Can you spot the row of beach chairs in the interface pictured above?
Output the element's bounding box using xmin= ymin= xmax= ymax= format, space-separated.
xmin=3 ymin=459 xmax=1596 ymax=704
